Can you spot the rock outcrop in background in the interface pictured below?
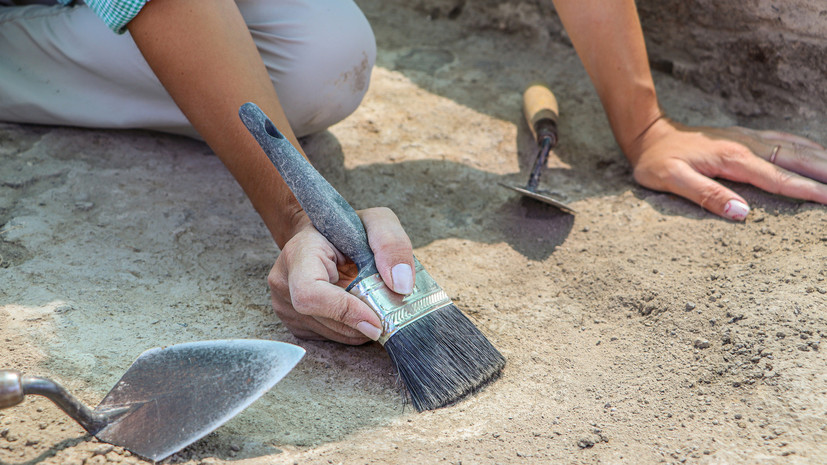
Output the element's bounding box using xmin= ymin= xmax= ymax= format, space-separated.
xmin=413 ymin=0 xmax=827 ymax=117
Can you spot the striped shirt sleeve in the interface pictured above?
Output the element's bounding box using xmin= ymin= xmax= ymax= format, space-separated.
xmin=58 ymin=0 xmax=149 ymax=34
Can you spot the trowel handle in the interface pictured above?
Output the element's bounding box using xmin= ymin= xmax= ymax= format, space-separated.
xmin=523 ymin=83 xmax=559 ymax=147
xmin=238 ymin=103 xmax=378 ymax=283
xmin=0 ymin=371 xmax=25 ymax=409
xmin=0 ymin=371 xmax=109 ymax=434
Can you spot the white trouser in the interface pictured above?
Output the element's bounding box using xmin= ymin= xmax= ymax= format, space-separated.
xmin=0 ymin=0 xmax=376 ymax=138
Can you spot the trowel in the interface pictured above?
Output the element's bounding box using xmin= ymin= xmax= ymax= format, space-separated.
xmin=0 ymin=339 xmax=305 ymax=462
xmin=499 ymin=83 xmax=576 ymax=214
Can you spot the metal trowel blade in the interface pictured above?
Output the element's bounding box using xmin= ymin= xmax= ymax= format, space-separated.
xmin=93 ymin=339 xmax=305 ymax=462
xmin=499 ymin=183 xmax=576 ymax=214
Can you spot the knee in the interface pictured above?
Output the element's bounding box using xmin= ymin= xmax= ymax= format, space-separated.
xmin=246 ymin=0 xmax=377 ymax=136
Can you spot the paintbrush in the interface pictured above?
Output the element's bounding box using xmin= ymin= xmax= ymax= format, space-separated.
xmin=239 ymin=102 xmax=505 ymax=411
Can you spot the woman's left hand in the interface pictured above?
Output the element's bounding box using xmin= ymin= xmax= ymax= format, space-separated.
xmin=627 ymin=118 xmax=827 ymax=220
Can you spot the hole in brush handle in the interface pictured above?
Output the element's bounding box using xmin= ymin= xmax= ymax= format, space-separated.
xmin=264 ymin=119 xmax=284 ymax=139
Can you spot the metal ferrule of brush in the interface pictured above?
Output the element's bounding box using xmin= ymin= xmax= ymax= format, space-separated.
xmin=349 ymin=259 xmax=452 ymax=345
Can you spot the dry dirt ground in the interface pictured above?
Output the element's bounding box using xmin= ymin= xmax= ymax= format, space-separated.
xmin=1 ymin=2 xmax=826 ymax=465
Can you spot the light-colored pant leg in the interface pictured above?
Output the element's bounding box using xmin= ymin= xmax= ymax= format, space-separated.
xmin=0 ymin=0 xmax=376 ymax=138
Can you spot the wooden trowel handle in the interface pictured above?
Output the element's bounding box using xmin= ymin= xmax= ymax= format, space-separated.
xmin=523 ymin=83 xmax=559 ymax=145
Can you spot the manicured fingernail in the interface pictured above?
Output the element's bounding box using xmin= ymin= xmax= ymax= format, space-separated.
xmin=391 ymin=263 xmax=414 ymax=295
xmin=356 ymin=321 xmax=382 ymax=341
xmin=723 ymin=199 xmax=749 ymax=221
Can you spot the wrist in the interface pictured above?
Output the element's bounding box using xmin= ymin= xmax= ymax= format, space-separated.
xmin=274 ymin=204 xmax=310 ymax=249
xmin=618 ymin=110 xmax=668 ymax=166
xmin=601 ymin=85 xmax=663 ymax=166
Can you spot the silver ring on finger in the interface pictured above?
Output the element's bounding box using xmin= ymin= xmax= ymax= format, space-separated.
xmin=769 ymin=144 xmax=781 ymax=164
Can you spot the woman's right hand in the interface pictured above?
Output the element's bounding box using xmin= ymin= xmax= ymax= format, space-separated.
xmin=268 ymin=208 xmax=415 ymax=345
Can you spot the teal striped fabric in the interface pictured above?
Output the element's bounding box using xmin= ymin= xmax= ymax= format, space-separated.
xmin=58 ymin=0 xmax=149 ymax=34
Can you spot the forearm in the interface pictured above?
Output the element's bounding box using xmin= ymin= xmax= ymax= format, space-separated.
xmin=127 ymin=0 xmax=303 ymax=247
xmin=551 ymin=0 xmax=662 ymax=164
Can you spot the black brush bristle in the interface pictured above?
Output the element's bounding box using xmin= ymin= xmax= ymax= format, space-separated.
xmin=383 ymin=305 xmax=506 ymax=411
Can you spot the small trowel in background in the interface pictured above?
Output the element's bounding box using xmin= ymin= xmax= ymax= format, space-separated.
xmin=499 ymin=83 xmax=576 ymax=214
xmin=0 ymin=339 xmax=305 ymax=462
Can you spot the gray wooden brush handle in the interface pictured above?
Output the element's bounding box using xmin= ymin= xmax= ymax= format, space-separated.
xmin=239 ymin=103 xmax=378 ymax=282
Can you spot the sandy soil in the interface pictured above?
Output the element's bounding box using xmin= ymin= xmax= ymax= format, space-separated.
xmin=1 ymin=2 xmax=826 ymax=464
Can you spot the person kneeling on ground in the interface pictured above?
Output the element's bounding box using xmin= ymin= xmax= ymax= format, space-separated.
xmin=1 ymin=0 xmax=824 ymax=344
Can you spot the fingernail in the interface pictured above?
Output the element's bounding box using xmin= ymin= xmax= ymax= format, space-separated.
xmin=723 ymin=199 xmax=750 ymax=221
xmin=391 ymin=263 xmax=414 ymax=295
xmin=356 ymin=321 xmax=382 ymax=341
